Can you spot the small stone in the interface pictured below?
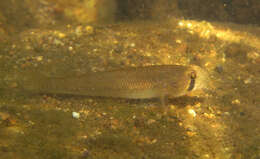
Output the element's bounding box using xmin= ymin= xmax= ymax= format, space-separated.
xmin=147 ymin=119 xmax=156 ymax=125
xmin=188 ymin=109 xmax=196 ymax=117
xmin=187 ymin=23 xmax=192 ymax=28
xmin=130 ymin=43 xmax=135 ymax=47
xmin=87 ymin=99 xmax=94 ymax=103
xmin=216 ymin=111 xmax=222 ymax=115
xmin=72 ymin=112 xmax=80 ymax=119
xmin=178 ymin=21 xmax=184 ymax=27
xmin=82 ymin=149 xmax=89 ymax=158
xmin=68 ymin=46 xmax=73 ymax=51
xmin=186 ymin=131 xmax=196 ymax=137
xmin=195 ymin=103 xmax=201 ymax=108
xmin=9 ymin=82 xmax=18 ymax=88
xmin=224 ymin=112 xmax=230 ymax=116
xmin=169 ymin=105 xmax=176 ymax=110
xmin=36 ymin=56 xmax=43 ymax=61
xmin=247 ymin=51 xmax=259 ymax=60
xmin=204 ymin=113 xmax=215 ymax=119
xmin=53 ymin=39 xmax=63 ymax=46
xmin=58 ymin=32 xmax=66 ymax=38
xmin=240 ymin=112 xmax=245 ymax=116
xmin=243 ymin=78 xmax=252 ymax=84
xmin=203 ymin=154 xmax=210 ymax=158
xmin=85 ymin=26 xmax=94 ymax=34
xmin=75 ymin=26 xmax=83 ymax=36
xmin=5 ymin=126 xmax=24 ymax=135
xmin=151 ymin=139 xmax=157 ymax=144
xmin=215 ymin=64 xmax=223 ymax=73
xmin=232 ymin=99 xmax=240 ymax=105
xmin=175 ymin=39 xmax=182 ymax=44
xmin=0 ymin=112 xmax=10 ymax=121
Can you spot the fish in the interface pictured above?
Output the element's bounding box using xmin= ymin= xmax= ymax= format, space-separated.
xmin=22 ymin=65 xmax=209 ymax=105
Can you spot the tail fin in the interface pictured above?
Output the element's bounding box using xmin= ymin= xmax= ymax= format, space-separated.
xmin=0 ymin=70 xmax=50 ymax=95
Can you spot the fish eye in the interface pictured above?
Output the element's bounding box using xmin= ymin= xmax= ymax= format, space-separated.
xmin=187 ymin=70 xmax=196 ymax=91
xmin=190 ymin=71 xmax=196 ymax=79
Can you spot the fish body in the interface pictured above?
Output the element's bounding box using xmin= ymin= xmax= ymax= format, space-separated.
xmin=23 ymin=65 xmax=208 ymax=99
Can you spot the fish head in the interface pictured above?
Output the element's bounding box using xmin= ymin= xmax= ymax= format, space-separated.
xmin=185 ymin=65 xmax=210 ymax=96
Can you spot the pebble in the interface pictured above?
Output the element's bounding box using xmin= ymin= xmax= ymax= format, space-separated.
xmin=81 ymin=149 xmax=89 ymax=158
xmin=5 ymin=126 xmax=24 ymax=135
xmin=75 ymin=26 xmax=83 ymax=36
xmin=203 ymin=113 xmax=215 ymax=119
xmin=178 ymin=21 xmax=184 ymax=27
xmin=53 ymin=39 xmax=64 ymax=46
xmin=85 ymin=26 xmax=94 ymax=34
xmin=187 ymin=131 xmax=196 ymax=137
xmin=36 ymin=56 xmax=43 ymax=61
xmin=243 ymin=78 xmax=252 ymax=84
xmin=147 ymin=119 xmax=156 ymax=125
xmin=72 ymin=112 xmax=80 ymax=119
xmin=224 ymin=112 xmax=230 ymax=116
xmin=8 ymin=82 xmax=18 ymax=88
xmin=188 ymin=109 xmax=196 ymax=117
xmin=215 ymin=64 xmax=223 ymax=73
xmin=203 ymin=154 xmax=210 ymax=159
xmin=247 ymin=51 xmax=259 ymax=60
xmin=68 ymin=46 xmax=73 ymax=51
xmin=0 ymin=112 xmax=10 ymax=121
xmin=58 ymin=32 xmax=66 ymax=38
xmin=130 ymin=43 xmax=135 ymax=47
xmin=175 ymin=39 xmax=182 ymax=44
xmin=232 ymin=99 xmax=240 ymax=105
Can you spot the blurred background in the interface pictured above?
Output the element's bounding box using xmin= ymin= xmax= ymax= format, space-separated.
xmin=0 ymin=0 xmax=259 ymax=159
xmin=0 ymin=0 xmax=260 ymax=34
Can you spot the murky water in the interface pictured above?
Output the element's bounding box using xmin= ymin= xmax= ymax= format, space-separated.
xmin=0 ymin=0 xmax=259 ymax=159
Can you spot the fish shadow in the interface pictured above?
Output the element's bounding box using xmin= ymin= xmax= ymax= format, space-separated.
xmin=30 ymin=92 xmax=204 ymax=107
xmin=112 ymin=96 xmax=204 ymax=107
xmin=167 ymin=96 xmax=204 ymax=107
